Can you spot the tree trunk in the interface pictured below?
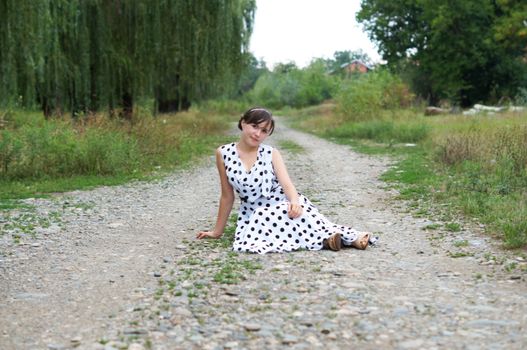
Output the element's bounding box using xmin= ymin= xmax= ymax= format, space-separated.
xmin=120 ymin=92 xmax=133 ymax=120
xmin=157 ymin=98 xmax=180 ymax=113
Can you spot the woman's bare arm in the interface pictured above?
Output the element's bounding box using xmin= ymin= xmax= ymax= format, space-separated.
xmin=197 ymin=148 xmax=235 ymax=239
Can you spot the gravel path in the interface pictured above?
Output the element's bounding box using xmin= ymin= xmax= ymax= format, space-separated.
xmin=1 ymin=119 xmax=526 ymax=350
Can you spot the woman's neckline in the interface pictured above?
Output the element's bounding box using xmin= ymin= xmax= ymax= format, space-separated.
xmin=235 ymin=142 xmax=261 ymax=173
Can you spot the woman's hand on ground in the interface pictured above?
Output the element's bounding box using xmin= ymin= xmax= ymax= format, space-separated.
xmin=196 ymin=231 xmax=222 ymax=239
xmin=287 ymin=202 xmax=303 ymax=219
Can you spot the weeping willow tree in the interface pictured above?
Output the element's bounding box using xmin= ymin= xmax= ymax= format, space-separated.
xmin=152 ymin=0 xmax=256 ymax=112
xmin=0 ymin=0 xmax=256 ymax=117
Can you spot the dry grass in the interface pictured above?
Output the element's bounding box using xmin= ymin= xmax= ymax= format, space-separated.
xmin=431 ymin=113 xmax=527 ymax=174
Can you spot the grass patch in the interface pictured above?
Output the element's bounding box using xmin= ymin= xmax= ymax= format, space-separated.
xmin=326 ymin=119 xmax=429 ymax=144
xmin=423 ymin=223 xmax=441 ymax=230
xmin=453 ymin=240 xmax=469 ymax=247
xmin=0 ymin=199 xmax=32 ymax=210
xmin=177 ymin=250 xmax=263 ymax=286
xmin=278 ymin=140 xmax=305 ymax=154
xmin=206 ymin=214 xmax=237 ymax=249
xmin=1 ymin=206 xmax=62 ymax=243
xmin=445 ymin=222 xmax=462 ymax=232
xmin=449 ymin=251 xmax=474 ymax=258
xmin=0 ymin=107 xmax=236 ymax=199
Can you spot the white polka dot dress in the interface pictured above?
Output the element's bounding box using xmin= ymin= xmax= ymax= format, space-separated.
xmin=220 ymin=142 xmax=362 ymax=254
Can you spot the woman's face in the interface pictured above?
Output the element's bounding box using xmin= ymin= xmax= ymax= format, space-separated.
xmin=241 ymin=120 xmax=272 ymax=146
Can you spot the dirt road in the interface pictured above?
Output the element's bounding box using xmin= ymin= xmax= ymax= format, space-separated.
xmin=1 ymin=119 xmax=525 ymax=349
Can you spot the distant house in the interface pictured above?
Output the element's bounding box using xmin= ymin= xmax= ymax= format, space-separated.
xmin=340 ymin=60 xmax=372 ymax=75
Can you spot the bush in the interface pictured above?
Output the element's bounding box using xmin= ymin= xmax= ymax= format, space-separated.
xmin=336 ymin=69 xmax=414 ymax=121
xmin=296 ymin=61 xmax=339 ymax=106
xmin=247 ymin=61 xmax=339 ymax=109
xmin=514 ymin=87 xmax=527 ymax=106
xmin=247 ymin=73 xmax=283 ymax=109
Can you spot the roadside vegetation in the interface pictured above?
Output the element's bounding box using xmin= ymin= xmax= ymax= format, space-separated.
xmin=0 ymin=106 xmax=236 ymax=199
xmin=286 ymin=70 xmax=526 ymax=249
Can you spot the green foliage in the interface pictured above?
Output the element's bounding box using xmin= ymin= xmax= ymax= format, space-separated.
xmin=297 ymin=60 xmax=339 ymax=106
xmin=0 ymin=0 xmax=256 ymax=115
xmin=357 ymin=0 xmax=527 ymax=106
xmin=503 ymin=219 xmax=527 ymax=249
xmin=248 ymin=60 xmax=339 ymax=109
xmin=248 ymin=73 xmax=289 ymax=108
xmin=236 ymin=53 xmax=269 ymax=96
xmin=493 ymin=0 xmax=527 ymax=55
xmin=514 ymin=88 xmax=527 ymax=106
xmin=336 ymin=69 xmax=414 ymax=121
xmin=196 ymin=99 xmax=250 ymax=116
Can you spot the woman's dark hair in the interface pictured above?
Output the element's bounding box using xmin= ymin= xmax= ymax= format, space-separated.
xmin=238 ymin=107 xmax=274 ymax=135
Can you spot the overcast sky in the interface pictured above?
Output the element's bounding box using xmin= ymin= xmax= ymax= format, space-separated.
xmin=249 ymin=0 xmax=381 ymax=68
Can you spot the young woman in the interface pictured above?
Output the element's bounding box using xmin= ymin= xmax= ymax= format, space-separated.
xmin=197 ymin=107 xmax=372 ymax=254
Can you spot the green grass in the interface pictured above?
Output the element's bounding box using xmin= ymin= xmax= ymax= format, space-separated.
xmin=0 ymin=107 xmax=236 ymax=199
xmin=445 ymin=222 xmax=462 ymax=232
xmin=0 ymin=133 xmax=233 ymax=199
xmin=278 ymin=140 xmax=305 ymax=154
xmin=449 ymin=251 xmax=474 ymax=258
xmin=1 ymin=206 xmax=62 ymax=242
xmin=0 ymin=174 xmax=144 ymax=199
xmin=453 ymin=240 xmax=469 ymax=247
xmin=205 ymin=214 xmax=237 ymax=249
xmin=0 ymin=199 xmax=33 ymax=210
xmin=325 ymin=119 xmax=429 ymax=144
xmin=423 ymin=223 xmax=441 ymax=230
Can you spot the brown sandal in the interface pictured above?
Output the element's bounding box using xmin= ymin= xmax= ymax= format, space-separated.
xmin=323 ymin=233 xmax=342 ymax=251
xmin=351 ymin=233 xmax=370 ymax=250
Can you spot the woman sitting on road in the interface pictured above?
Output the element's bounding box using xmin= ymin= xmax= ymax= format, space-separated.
xmin=197 ymin=107 xmax=373 ymax=254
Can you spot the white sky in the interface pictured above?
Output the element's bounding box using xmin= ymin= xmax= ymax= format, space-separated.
xmin=249 ymin=0 xmax=381 ymax=68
